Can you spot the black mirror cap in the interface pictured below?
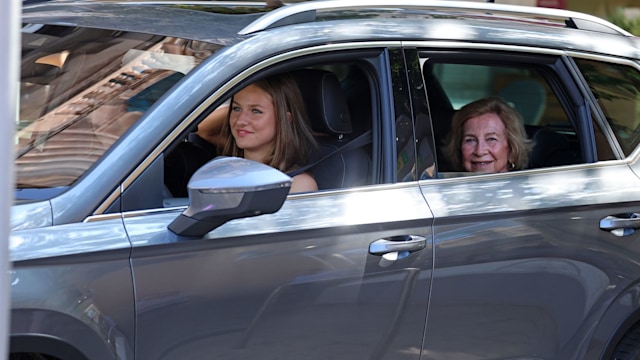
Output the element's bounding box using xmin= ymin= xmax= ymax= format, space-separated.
xmin=169 ymin=157 xmax=291 ymax=237
xmin=168 ymin=186 xmax=290 ymax=237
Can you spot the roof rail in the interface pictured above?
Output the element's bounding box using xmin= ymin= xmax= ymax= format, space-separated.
xmin=239 ymin=0 xmax=632 ymax=37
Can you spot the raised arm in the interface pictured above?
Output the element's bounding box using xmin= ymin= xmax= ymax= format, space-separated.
xmin=196 ymin=103 xmax=229 ymax=148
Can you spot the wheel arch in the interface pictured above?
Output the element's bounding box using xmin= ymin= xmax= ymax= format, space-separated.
xmin=599 ymin=308 xmax=640 ymax=359
xmin=586 ymin=282 xmax=640 ymax=359
xmin=10 ymin=334 xmax=91 ymax=360
xmin=10 ymin=308 xmax=117 ymax=360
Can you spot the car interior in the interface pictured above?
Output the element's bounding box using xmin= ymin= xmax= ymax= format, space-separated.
xmin=141 ymin=50 xmax=630 ymax=211
xmin=17 ymin=25 xmax=220 ymax=201
xmin=163 ymin=61 xmax=376 ymax=200
xmin=420 ymin=57 xmax=587 ymax=175
xmin=290 ymin=68 xmax=372 ymax=189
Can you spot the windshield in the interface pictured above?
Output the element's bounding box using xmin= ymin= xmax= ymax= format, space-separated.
xmin=16 ymin=24 xmax=221 ymax=199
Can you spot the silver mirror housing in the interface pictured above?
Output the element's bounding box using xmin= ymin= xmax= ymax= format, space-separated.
xmin=169 ymin=156 xmax=292 ymax=237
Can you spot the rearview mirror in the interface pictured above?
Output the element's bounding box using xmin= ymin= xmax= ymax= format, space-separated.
xmin=168 ymin=156 xmax=291 ymax=237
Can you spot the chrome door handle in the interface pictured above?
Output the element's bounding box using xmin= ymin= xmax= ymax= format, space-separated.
xmin=600 ymin=213 xmax=640 ymax=236
xmin=369 ymin=235 xmax=427 ymax=256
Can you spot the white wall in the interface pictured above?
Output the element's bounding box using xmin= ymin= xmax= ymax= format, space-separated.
xmin=0 ymin=0 xmax=19 ymax=357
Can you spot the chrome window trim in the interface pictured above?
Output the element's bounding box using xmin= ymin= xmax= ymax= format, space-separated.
xmin=564 ymin=51 xmax=640 ymax=66
xmin=402 ymin=40 xmax=566 ymax=56
xmin=85 ymin=206 xmax=186 ymax=223
xmin=92 ymin=41 xmax=402 ymax=217
xmin=83 ymin=212 xmax=123 ymax=223
xmin=422 ymin=158 xmax=633 ymax=184
xmin=97 ymin=189 xmax=122 ymax=215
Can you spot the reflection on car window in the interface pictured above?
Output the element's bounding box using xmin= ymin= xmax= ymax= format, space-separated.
xmin=164 ymin=61 xmax=377 ymax=200
xmin=423 ymin=59 xmax=583 ymax=175
xmin=433 ymin=63 xmax=564 ymax=126
xmin=16 ymin=25 xmax=221 ymax=190
xmin=576 ymin=59 xmax=640 ymax=157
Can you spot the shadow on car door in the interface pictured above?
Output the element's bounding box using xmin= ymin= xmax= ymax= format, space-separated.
xmin=125 ymin=185 xmax=433 ymax=359
xmin=420 ymin=165 xmax=640 ymax=359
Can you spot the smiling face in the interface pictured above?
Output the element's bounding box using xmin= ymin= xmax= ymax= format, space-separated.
xmin=460 ymin=113 xmax=511 ymax=173
xmin=229 ymin=84 xmax=278 ymax=163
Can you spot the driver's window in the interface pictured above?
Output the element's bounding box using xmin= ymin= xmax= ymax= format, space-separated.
xmin=163 ymin=62 xmax=376 ymax=201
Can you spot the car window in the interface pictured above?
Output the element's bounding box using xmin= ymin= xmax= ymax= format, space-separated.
xmin=393 ymin=48 xmax=435 ymax=182
xmin=575 ymin=58 xmax=640 ymax=157
xmin=16 ymin=24 xmax=220 ymax=195
xmin=434 ymin=63 xmax=564 ymax=126
xmin=162 ymin=60 xmax=377 ymax=199
xmin=419 ymin=58 xmax=587 ymax=175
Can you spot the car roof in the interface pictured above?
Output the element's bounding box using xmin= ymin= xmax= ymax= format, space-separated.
xmin=22 ymin=0 xmax=640 ymax=59
xmin=239 ymin=0 xmax=632 ymax=37
xmin=21 ymin=1 xmax=272 ymax=45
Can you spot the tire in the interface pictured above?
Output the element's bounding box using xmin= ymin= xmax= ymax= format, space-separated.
xmin=612 ymin=323 xmax=640 ymax=360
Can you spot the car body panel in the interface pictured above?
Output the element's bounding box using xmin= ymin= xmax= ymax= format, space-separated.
xmin=10 ymin=201 xmax=52 ymax=231
xmin=15 ymin=4 xmax=640 ymax=226
xmin=125 ymin=186 xmax=433 ymax=359
xmin=420 ymin=163 xmax=640 ymax=358
xmin=11 ymin=1 xmax=640 ymax=359
xmin=10 ymin=217 xmax=134 ymax=359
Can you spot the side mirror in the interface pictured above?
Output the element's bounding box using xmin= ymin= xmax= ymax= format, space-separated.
xmin=168 ymin=157 xmax=291 ymax=237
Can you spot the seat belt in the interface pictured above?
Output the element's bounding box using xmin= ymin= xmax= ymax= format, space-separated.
xmin=287 ymin=130 xmax=372 ymax=177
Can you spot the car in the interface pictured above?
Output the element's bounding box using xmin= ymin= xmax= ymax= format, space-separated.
xmin=10 ymin=0 xmax=640 ymax=359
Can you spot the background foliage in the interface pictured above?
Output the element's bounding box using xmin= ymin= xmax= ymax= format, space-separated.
xmin=608 ymin=7 xmax=640 ymax=36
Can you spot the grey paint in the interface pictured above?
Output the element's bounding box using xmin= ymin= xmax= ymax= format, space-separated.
xmin=420 ymin=163 xmax=640 ymax=359
xmin=11 ymin=1 xmax=640 ymax=359
xmin=15 ymin=2 xmax=640 ymax=228
xmin=125 ymin=185 xmax=433 ymax=359
xmin=10 ymin=217 xmax=135 ymax=359
xmin=11 ymin=201 xmax=52 ymax=231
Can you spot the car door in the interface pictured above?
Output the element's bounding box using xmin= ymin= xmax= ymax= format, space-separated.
xmin=405 ymin=47 xmax=640 ymax=359
xmin=125 ymin=51 xmax=434 ymax=360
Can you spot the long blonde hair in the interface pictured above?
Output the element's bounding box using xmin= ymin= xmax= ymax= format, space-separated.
xmin=220 ymin=73 xmax=317 ymax=173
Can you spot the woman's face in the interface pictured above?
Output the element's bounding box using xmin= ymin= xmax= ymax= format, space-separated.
xmin=460 ymin=113 xmax=511 ymax=173
xmin=229 ymin=84 xmax=277 ymax=162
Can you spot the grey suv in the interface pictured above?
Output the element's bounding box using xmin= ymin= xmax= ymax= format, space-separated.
xmin=11 ymin=0 xmax=640 ymax=359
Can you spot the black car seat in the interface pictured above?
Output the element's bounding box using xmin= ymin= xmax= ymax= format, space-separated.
xmin=292 ymin=69 xmax=371 ymax=190
xmin=498 ymin=79 xmax=547 ymax=126
xmin=526 ymin=125 xmax=582 ymax=168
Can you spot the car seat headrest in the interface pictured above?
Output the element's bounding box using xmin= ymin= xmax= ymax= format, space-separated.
xmin=292 ymin=69 xmax=353 ymax=135
xmin=498 ymin=79 xmax=547 ymax=125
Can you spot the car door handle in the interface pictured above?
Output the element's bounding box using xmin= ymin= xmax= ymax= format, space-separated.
xmin=600 ymin=213 xmax=640 ymax=236
xmin=369 ymin=235 xmax=427 ymax=256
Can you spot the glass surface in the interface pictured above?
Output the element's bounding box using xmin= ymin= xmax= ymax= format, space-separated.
xmin=421 ymin=58 xmax=585 ymax=172
xmin=16 ymin=24 xmax=222 ymax=192
xmin=576 ymin=58 xmax=640 ymax=157
xmin=432 ymin=63 xmax=565 ymax=126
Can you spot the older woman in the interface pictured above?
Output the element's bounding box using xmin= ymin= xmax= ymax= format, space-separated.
xmin=444 ymin=97 xmax=533 ymax=173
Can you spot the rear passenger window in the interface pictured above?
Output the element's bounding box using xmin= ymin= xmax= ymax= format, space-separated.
xmin=434 ymin=64 xmax=565 ymax=127
xmin=421 ymin=59 xmax=584 ymax=174
xmin=575 ymin=59 xmax=640 ymax=157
